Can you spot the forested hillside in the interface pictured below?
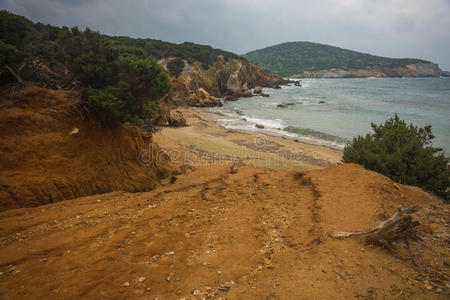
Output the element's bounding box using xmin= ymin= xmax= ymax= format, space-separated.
xmin=244 ymin=41 xmax=429 ymax=77
xmin=0 ymin=11 xmax=245 ymax=127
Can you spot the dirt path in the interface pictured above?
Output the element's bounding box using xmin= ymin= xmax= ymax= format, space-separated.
xmin=0 ymin=164 xmax=448 ymax=299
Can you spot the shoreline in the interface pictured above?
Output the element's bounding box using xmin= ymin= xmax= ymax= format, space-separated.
xmin=199 ymin=105 xmax=347 ymax=151
xmin=153 ymin=107 xmax=343 ymax=171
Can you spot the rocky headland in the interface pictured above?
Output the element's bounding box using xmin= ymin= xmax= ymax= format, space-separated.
xmin=292 ymin=62 xmax=446 ymax=78
xmin=160 ymin=57 xmax=284 ymax=109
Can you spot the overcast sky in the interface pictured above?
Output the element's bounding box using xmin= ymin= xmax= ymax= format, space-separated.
xmin=1 ymin=0 xmax=450 ymax=70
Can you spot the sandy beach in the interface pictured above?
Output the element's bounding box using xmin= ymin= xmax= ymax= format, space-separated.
xmin=153 ymin=107 xmax=343 ymax=171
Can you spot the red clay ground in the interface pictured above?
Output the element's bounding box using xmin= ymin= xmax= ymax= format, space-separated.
xmin=0 ymin=164 xmax=448 ymax=299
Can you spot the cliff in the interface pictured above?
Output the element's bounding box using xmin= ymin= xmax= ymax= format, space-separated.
xmin=0 ymin=86 xmax=173 ymax=211
xmin=160 ymin=57 xmax=284 ymax=108
xmin=292 ymin=62 xmax=445 ymax=78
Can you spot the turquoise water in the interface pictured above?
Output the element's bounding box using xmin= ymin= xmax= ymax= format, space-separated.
xmin=219 ymin=78 xmax=450 ymax=153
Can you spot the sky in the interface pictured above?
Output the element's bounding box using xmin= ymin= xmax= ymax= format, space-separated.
xmin=1 ymin=0 xmax=450 ymax=70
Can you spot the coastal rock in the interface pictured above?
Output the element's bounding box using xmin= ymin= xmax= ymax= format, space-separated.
xmin=292 ymin=62 xmax=444 ymax=78
xmin=241 ymin=90 xmax=253 ymax=97
xmin=255 ymin=124 xmax=265 ymax=129
xmin=168 ymin=110 xmax=188 ymax=127
xmin=406 ymin=63 xmax=443 ymax=77
xmin=225 ymin=95 xmax=238 ymax=101
xmin=253 ymin=86 xmax=263 ymax=94
xmin=198 ymin=88 xmax=210 ymax=99
xmin=273 ymin=85 xmax=282 ymax=89
xmin=277 ymin=103 xmax=296 ymax=108
xmin=162 ymin=57 xmax=284 ymax=111
xmin=260 ymin=93 xmax=270 ymax=97
xmin=226 ymin=72 xmax=242 ymax=96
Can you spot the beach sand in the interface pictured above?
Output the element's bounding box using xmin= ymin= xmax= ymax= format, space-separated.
xmin=153 ymin=107 xmax=343 ymax=171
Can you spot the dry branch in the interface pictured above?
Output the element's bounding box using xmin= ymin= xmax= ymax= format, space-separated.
xmin=330 ymin=205 xmax=419 ymax=241
xmin=4 ymin=64 xmax=23 ymax=83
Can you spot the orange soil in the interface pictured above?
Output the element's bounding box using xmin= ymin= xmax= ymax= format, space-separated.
xmin=0 ymin=164 xmax=448 ymax=299
xmin=0 ymin=87 xmax=171 ymax=211
xmin=0 ymin=86 xmax=448 ymax=299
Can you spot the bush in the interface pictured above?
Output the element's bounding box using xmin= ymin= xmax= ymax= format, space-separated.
xmin=167 ymin=58 xmax=184 ymax=77
xmin=343 ymin=114 xmax=449 ymax=200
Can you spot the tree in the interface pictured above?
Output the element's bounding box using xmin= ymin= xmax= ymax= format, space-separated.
xmin=167 ymin=58 xmax=185 ymax=77
xmin=343 ymin=114 xmax=449 ymax=200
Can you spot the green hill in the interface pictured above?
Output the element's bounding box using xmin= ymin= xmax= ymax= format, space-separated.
xmin=243 ymin=42 xmax=428 ymax=77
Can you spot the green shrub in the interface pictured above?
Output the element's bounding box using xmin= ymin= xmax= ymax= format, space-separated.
xmin=167 ymin=58 xmax=185 ymax=77
xmin=86 ymin=86 xmax=122 ymax=118
xmin=343 ymin=114 xmax=449 ymax=200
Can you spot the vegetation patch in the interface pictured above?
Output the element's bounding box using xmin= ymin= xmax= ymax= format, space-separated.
xmin=343 ymin=114 xmax=449 ymax=200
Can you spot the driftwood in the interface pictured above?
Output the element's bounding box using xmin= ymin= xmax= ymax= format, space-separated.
xmin=331 ymin=204 xmax=450 ymax=286
xmin=331 ymin=205 xmax=419 ymax=244
xmin=331 ymin=205 xmax=425 ymax=267
xmin=330 ymin=205 xmax=422 ymax=260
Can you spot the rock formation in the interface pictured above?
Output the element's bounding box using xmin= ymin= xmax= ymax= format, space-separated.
xmin=160 ymin=57 xmax=284 ymax=108
xmin=292 ymin=62 xmax=445 ymax=78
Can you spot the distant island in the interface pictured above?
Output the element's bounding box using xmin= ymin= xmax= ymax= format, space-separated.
xmin=244 ymin=41 xmax=448 ymax=78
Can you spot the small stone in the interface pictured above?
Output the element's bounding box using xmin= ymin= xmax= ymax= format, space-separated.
xmin=166 ymin=251 xmax=175 ymax=256
xmin=123 ymin=282 xmax=130 ymax=287
xmin=70 ymin=128 xmax=79 ymax=135
xmin=138 ymin=277 xmax=146 ymax=283
xmin=217 ymin=271 xmax=222 ymax=275
xmin=218 ymin=285 xmax=230 ymax=291
xmin=166 ymin=276 xmax=171 ymax=282
xmin=424 ymin=282 xmax=433 ymax=290
xmin=192 ymin=289 xmax=201 ymax=296
xmin=7 ymin=265 xmax=16 ymax=273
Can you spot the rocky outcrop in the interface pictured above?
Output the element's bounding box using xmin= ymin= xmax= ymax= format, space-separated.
xmin=253 ymin=86 xmax=263 ymax=94
xmin=160 ymin=57 xmax=284 ymax=107
xmin=405 ymin=62 xmax=443 ymax=77
xmin=292 ymin=62 xmax=445 ymax=78
xmin=168 ymin=110 xmax=188 ymax=127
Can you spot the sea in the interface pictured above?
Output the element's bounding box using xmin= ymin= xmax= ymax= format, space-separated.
xmin=207 ymin=77 xmax=450 ymax=154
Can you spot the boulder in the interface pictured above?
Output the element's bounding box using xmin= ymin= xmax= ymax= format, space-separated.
xmin=273 ymin=85 xmax=282 ymax=89
xmin=225 ymin=95 xmax=238 ymax=101
xmin=255 ymin=124 xmax=265 ymax=129
xmin=168 ymin=110 xmax=188 ymax=127
xmin=253 ymin=86 xmax=263 ymax=94
xmin=260 ymin=93 xmax=270 ymax=97
xmin=241 ymin=90 xmax=253 ymax=98
xmin=277 ymin=103 xmax=296 ymax=108
xmin=198 ymin=88 xmax=210 ymax=99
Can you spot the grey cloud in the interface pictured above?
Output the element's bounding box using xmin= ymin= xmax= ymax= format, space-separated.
xmin=1 ymin=0 xmax=449 ymax=70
